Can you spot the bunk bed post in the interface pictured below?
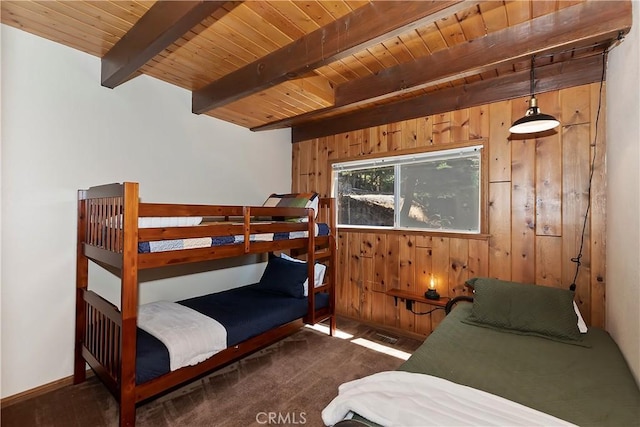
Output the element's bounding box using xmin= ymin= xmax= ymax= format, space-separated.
xmin=328 ymin=198 xmax=337 ymax=336
xmin=74 ymin=189 xmax=88 ymax=384
xmin=119 ymin=182 xmax=140 ymax=427
xmin=306 ymin=208 xmax=316 ymax=325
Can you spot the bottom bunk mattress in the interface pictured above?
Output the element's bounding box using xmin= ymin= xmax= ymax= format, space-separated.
xmin=325 ymin=302 xmax=640 ymax=427
xmin=136 ymin=284 xmax=329 ymax=384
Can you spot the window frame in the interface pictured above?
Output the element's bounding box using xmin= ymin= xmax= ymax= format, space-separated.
xmin=330 ymin=140 xmax=489 ymax=235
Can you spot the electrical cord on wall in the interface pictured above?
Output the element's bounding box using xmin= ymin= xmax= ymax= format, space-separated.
xmin=569 ymin=49 xmax=608 ymax=292
xmin=409 ymin=306 xmax=445 ymax=316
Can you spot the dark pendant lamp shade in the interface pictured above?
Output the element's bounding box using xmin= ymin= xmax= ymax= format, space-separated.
xmin=509 ymin=57 xmax=560 ymax=134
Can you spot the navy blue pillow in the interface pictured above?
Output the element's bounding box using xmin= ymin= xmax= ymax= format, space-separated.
xmin=258 ymin=256 xmax=308 ymax=298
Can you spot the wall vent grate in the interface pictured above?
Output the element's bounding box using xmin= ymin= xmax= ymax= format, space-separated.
xmin=374 ymin=332 xmax=398 ymax=345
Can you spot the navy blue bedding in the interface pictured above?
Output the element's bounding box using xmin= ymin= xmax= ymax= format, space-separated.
xmin=135 ymin=284 xmax=329 ymax=384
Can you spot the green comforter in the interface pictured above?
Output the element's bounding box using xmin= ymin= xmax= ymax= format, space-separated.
xmin=397 ymin=303 xmax=640 ymax=426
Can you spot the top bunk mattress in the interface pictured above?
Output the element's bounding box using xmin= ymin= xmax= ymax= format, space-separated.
xmin=398 ymin=303 xmax=640 ymax=427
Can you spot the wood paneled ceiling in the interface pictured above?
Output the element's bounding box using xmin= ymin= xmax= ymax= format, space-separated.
xmin=1 ymin=0 xmax=632 ymax=142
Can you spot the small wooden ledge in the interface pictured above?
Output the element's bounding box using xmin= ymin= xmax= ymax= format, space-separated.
xmin=386 ymin=288 xmax=448 ymax=308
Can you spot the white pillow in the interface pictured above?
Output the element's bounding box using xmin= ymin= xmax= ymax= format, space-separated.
xmin=573 ymin=301 xmax=588 ymax=333
xmin=280 ymin=253 xmax=326 ymax=297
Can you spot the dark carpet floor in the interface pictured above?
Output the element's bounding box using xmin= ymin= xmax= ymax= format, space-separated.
xmin=2 ymin=318 xmax=422 ymax=427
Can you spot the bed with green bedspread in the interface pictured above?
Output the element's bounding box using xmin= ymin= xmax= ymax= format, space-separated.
xmin=338 ymin=301 xmax=639 ymax=427
xmin=400 ymin=303 xmax=639 ymax=426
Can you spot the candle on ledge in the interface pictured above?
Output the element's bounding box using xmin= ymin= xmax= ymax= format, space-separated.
xmin=425 ymin=274 xmax=440 ymax=300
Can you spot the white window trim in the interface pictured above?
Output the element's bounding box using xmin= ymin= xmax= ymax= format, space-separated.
xmin=332 ymin=145 xmax=484 ymax=234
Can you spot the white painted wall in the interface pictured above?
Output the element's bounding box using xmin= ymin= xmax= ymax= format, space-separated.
xmin=606 ymin=0 xmax=640 ymax=385
xmin=0 ymin=25 xmax=292 ymax=398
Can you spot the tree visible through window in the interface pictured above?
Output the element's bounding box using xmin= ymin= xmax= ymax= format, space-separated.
xmin=333 ymin=145 xmax=482 ymax=233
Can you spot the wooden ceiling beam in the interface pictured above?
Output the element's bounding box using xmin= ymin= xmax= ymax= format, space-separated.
xmin=254 ymin=1 xmax=630 ymax=134
xmin=191 ymin=0 xmax=477 ymax=114
xmin=335 ymin=0 xmax=631 ymax=107
xmin=290 ymin=54 xmax=607 ymax=143
xmin=101 ymin=1 xmax=231 ymax=89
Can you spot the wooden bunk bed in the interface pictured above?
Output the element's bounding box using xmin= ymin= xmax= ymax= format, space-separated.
xmin=73 ymin=182 xmax=337 ymax=427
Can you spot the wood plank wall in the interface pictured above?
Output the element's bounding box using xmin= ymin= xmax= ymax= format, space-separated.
xmin=292 ymin=83 xmax=606 ymax=337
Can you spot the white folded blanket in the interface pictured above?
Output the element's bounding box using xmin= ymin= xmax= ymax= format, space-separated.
xmin=107 ymin=215 xmax=203 ymax=228
xmin=138 ymin=216 xmax=203 ymax=228
xmin=138 ymin=301 xmax=227 ymax=371
xmin=322 ymin=371 xmax=576 ymax=426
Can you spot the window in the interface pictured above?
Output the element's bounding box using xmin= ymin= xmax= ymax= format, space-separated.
xmin=332 ymin=145 xmax=483 ymax=233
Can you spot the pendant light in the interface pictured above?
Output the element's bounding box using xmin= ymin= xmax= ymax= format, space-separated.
xmin=509 ymin=56 xmax=560 ymax=134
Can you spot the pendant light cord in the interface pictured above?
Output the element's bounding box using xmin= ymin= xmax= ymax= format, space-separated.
xmin=569 ymin=49 xmax=608 ymax=292
xmin=530 ymin=56 xmax=535 ymax=97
